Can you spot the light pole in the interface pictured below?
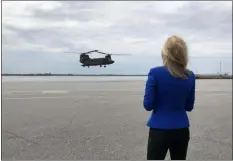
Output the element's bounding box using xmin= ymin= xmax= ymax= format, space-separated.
xmin=220 ymin=62 xmax=222 ymax=75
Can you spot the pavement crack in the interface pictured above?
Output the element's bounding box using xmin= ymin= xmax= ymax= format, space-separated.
xmin=4 ymin=130 xmax=40 ymax=146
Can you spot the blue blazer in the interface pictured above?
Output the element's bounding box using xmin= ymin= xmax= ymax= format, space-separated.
xmin=143 ymin=66 xmax=196 ymax=129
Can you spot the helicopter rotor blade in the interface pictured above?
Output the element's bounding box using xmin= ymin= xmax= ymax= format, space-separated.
xmin=84 ymin=50 xmax=98 ymax=54
xmin=96 ymin=51 xmax=108 ymax=55
xmin=109 ymin=54 xmax=132 ymax=56
xmin=96 ymin=51 xmax=131 ymax=56
xmin=64 ymin=50 xmax=98 ymax=55
xmin=64 ymin=50 xmax=131 ymax=56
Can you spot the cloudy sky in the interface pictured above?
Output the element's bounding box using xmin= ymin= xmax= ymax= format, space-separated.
xmin=2 ymin=1 xmax=232 ymax=74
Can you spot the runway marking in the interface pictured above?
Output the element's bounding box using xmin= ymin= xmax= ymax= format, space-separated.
xmin=41 ymin=90 xmax=69 ymax=94
xmin=207 ymin=93 xmax=230 ymax=96
xmin=2 ymin=95 xmax=78 ymax=100
xmin=196 ymin=89 xmax=232 ymax=92
xmin=3 ymin=90 xmax=40 ymax=94
xmin=3 ymin=90 xmax=70 ymax=95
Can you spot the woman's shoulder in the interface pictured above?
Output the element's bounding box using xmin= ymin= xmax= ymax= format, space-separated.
xmin=185 ymin=69 xmax=195 ymax=78
xmin=146 ymin=66 xmax=168 ymax=81
xmin=149 ymin=66 xmax=195 ymax=80
xmin=149 ymin=66 xmax=166 ymax=73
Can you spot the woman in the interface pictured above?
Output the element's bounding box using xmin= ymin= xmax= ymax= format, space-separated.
xmin=143 ymin=35 xmax=195 ymax=160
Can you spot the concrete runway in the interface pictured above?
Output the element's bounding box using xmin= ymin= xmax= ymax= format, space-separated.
xmin=2 ymin=79 xmax=232 ymax=160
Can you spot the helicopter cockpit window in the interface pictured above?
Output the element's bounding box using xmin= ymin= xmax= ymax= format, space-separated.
xmin=106 ymin=55 xmax=111 ymax=60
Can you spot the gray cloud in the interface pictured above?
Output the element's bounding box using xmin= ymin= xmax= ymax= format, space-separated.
xmin=2 ymin=1 xmax=232 ymax=74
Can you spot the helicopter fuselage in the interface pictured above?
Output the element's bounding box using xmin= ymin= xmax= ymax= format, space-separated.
xmin=80 ymin=54 xmax=114 ymax=67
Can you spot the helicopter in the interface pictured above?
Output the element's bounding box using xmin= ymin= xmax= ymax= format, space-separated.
xmin=65 ymin=50 xmax=131 ymax=68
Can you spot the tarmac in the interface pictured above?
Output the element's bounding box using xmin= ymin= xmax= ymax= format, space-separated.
xmin=2 ymin=79 xmax=232 ymax=160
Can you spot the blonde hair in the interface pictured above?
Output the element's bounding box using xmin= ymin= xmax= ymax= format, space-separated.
xmin=162 ymin=35 xmax=190 ymax=79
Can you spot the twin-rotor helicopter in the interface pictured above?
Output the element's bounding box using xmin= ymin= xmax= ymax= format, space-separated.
xmin=64 ymin=50 xmax=131 ymax=68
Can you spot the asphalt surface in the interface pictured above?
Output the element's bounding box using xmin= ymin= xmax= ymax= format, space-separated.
xmin=2 ymin=79 xmax=232 ymax=160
